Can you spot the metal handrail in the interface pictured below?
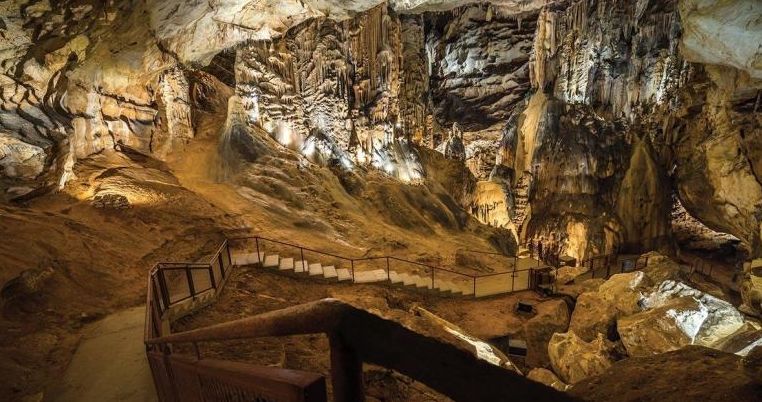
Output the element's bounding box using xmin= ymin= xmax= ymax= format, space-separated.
xmin=231 ymin=235 xmax=530 ymax=281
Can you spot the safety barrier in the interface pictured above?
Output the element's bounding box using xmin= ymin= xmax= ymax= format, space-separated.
xmin=229 ymin=235 xmax=555 ymax=298
xmin=145 ymin=239 xmax=326 ymax=402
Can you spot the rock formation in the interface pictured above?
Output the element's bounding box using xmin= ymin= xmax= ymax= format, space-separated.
xmin=547 ymin=330 xmax=617 ymax=384
xmin=0 ymin=0 xmax=760 ymax=261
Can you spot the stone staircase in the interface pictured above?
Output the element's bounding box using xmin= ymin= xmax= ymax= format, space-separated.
xmin=233 ymin=251 xmax=476 ymax=297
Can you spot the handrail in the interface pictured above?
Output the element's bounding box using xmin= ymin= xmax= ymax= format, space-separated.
xmin=147 ymin=299 xmax=572 ymax=402
xmin=231 ymin=235 xmax=539 ymax=280
xmin=229 ymin=235 xmax=355 ymax=262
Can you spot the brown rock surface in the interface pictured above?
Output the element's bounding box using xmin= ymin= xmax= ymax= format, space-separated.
xmin=523 ymin=299 xmax=571 ymax=368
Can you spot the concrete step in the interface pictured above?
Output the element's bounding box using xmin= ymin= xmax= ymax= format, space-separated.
xmin=354 ymin=269 xmax=387 ymax=284
xmin=323 ymin=265 xmax=337 ymax=279
xmin=336 ymin=268 xmax=351 ymax=282
xmin=232 ymin=252 xmax=265 ymax=266
xmin=308 ymin=263 xmax=323 ymax=276
xmin=389 ymin=270 xmax=403 ymax=284
xmin=279 ymin=258 xmax=294 ymax=271
xmin=434 ymin=280 xmax=457 ymax=293
xmin=294 ymin=260 xmax=309 ymax=273
xmin=263 ymin=254 xmax=279 ymax=268
xmin=412 ymin=275 xmax=433 ymax=289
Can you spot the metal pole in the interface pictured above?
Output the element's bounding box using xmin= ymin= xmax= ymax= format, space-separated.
xmin=386 ymin=257 xmax=391 ymax=282
xmin=351 ymin=260 xmax=355 ymax=282
xmin=300 ymin=247 xmax=306 ymax=272
xmin=473 ymin=277 xmax=477 ymax=298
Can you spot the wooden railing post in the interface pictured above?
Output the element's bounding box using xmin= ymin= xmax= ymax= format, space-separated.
xmin=225 ymin=240 xmax=232 ymax=274
xmin=329 ymin=334 xmax=364 ymax=402
xmin=158 ymin=269 xmax=170 ymax=307
xmin=350 ymin=260 xmax=355 ymax=282
xmin=209 ymin=266 xmax=217 ymax=290
xmin=386 ymin=257 xmax=391 ymax=283
xmin=217 ymin=252 xmax=225 ymax=283
xmin=186 ymin=267 xmax=196 ymax=299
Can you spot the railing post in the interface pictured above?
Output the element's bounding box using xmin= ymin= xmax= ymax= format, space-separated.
xmin=351 ymin=260 xmax=355 ymax=283
xmin=209 ymin=266 xmax=216 ymax=290
xmin=431 ymin=268 xmax=435 ymax=290
xmin=605 ymin=257 xmax=611 ymax=278
xmin=300 ymin=247 xmax=306 ymax=272
xmin=217 ymin=252 xmax=225 ymax=283
xmin=511 ymin=271 xmax=515 ymax=292
xmin=255 ymin=237 xmax=261 ymax=266
xmin=158 ymin=269 xmax=170 ymax=308
xmin=473 ymin=276 xmax=477 ymax=298
xmin=329 ymin=334 xmax=364 ymax=402
xmin=386 ymin=257 xmax=391 ymax=283
xmin=186 ymin=267 xmax=196 ymax=299
xmin=224 ymin=240 xmax=231 ymax=275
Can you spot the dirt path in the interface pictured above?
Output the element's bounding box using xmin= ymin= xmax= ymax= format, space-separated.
xmin=50 ymin=307 xmax=156 ymax=402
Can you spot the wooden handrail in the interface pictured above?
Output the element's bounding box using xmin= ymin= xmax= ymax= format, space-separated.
xmin=147 ymin=299 xmax=574 ymax=402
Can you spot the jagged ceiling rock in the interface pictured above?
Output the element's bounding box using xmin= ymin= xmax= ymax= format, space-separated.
xmin=148 ymin=0 xmax=551 ymax=66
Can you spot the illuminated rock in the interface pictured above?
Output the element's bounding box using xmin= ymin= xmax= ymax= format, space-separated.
xmin=0 ymin=134 xmax=45 ymax=180
xmin=547 ymin=331 xmax=616 ymax=384
xmin=597 ymin=271 xmax=651 ymax=316
xmin=618 ymin=290 xmax=745 ymax=357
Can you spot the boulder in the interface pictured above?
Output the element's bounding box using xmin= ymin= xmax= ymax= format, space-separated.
xmin=0 ymin=134 xmax=46 ymax=180
xmin=526 ymin=368 xmax=568 ymax=392
xmin=714 ymin=325 xmax=762 ymax=356
xmin=555 ymin=264 xmax=587 ymax=285
xmin=557 ymin=278 xmax=605 ymax=300
xmin=597 ymin=271 xmax=651 ymax=316
xmin=523 ymin=299 xmax=571 ymax=368
xmin=569 ymin=291 xmax=619 ymax=342
xmin=640 ymin=252 xmax=685 ymax=284
xmin=618 ymin=290 xmax=745 ymax=357
xmin=642 ymin=280 xmax=745 ymax=347
xmin=548 ymin=331 xmax=615 ymax=384
xmin=617 ymin=297 xmax=698 ymax=357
